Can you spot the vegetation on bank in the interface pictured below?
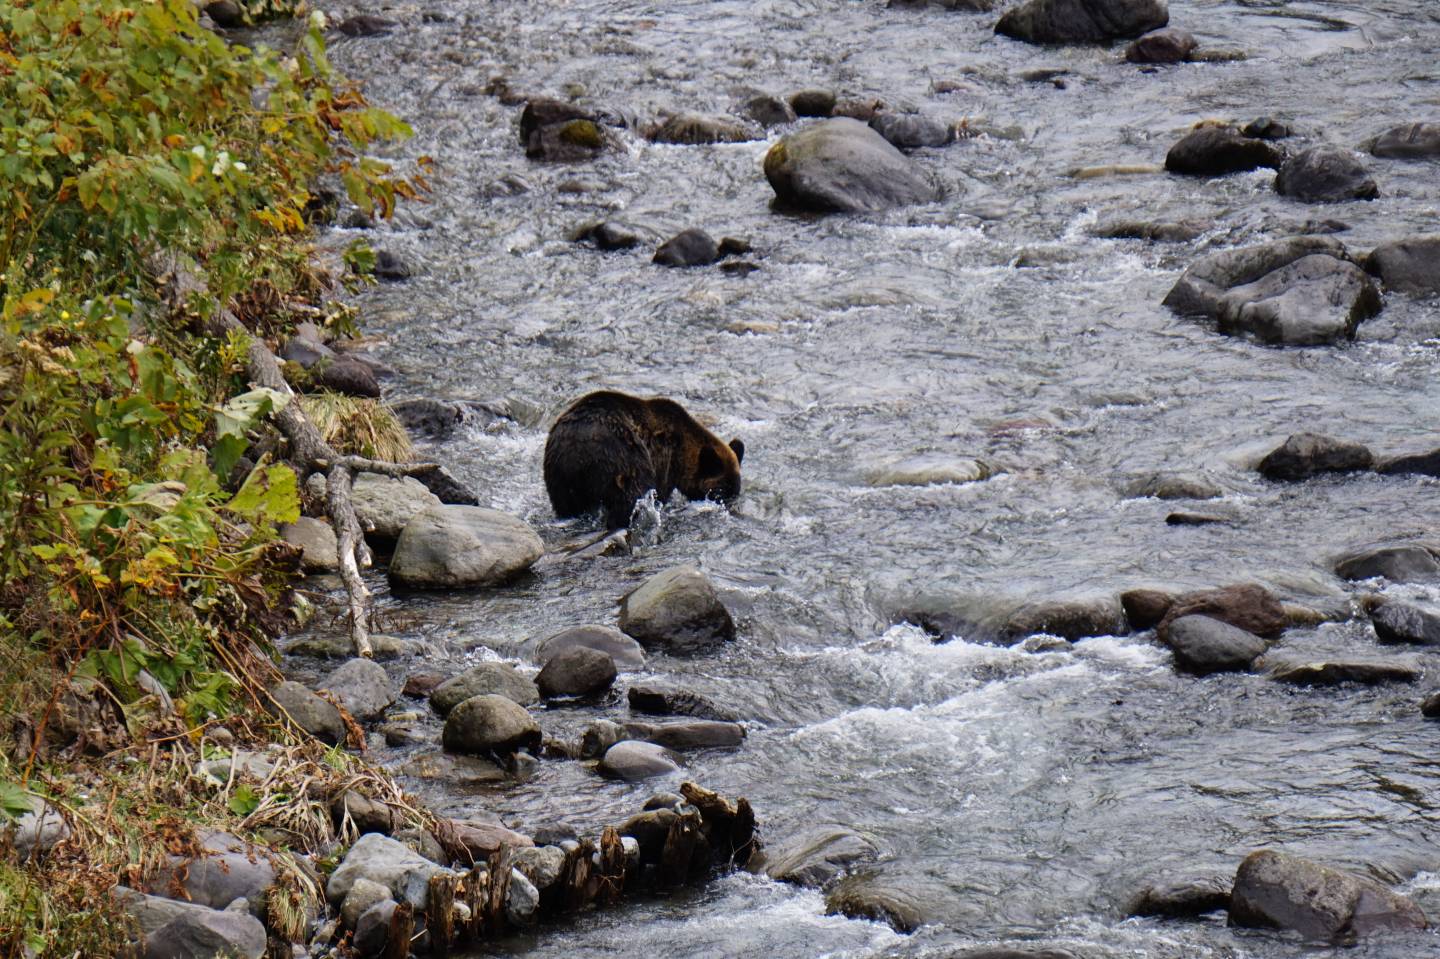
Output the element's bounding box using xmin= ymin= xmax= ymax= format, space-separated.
xmin=0 ymin=1 xmax=426 ymax=952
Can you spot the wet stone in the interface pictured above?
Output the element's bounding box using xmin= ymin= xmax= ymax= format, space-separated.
xmin=789 ymin=89 xmax=836 ymax=117
xmin=430 ymin=662 xmax=539 ymax=715
xmin=1371 ymin=601 xmax=1440 ymax=646
xmin=1126 ymin=26 xmax=1196 ymax=63
xmin=764 ymin=117 xmax=942 ymax=213
xmin=1229 ymin=849 xmax=1427 ymax=939
xmin=1369 ymin=122 xmax=1440 ymax=159
xmin=1163 ymin=615 xmax=1267 ymax=675
xmin=627 ymin=684 xmax=739 ymax=721
xmin=1122 ymin=471 xmax=1222 ymax=500
xmin=1158 ymin=584 xmax=1288 ymax=640
xmin=869 ymin=113 xmax=955 ymax=150
xmin=389 ymin=506 xmax=544 ymax=589
xmin=1365 ymin=235 xmax=1440 ymax=297
xmin=1257 ymin=433 xmax=1374 ymax=482
xmin=763 ymin=825 xmax=882 ymax=887
xmin=825 ymin=872 xmax=930 ymax=933
xmin=536 ymin=646 xmax=617 ymax=698
xmin=996 ymin=0 xmax=1169 ymax=43
xmin=598 ymin=740 xmax=682 ymax=780
xmin=1335 ymin=544 xmax=1440 ymax=583
xmin=441 ymin=694 xmax=542 ymax=756
xmin=1165 ymin=127 xmax=1283 ymax=176
xmin=1127 ymin=870 xmax=1232 ymax=918
xmin=1265 ymin=656 xmax=1421 ymax=687
xmin=653 ymin=228 xmax=720 ymax=267
xmin=1275 ymin=146 xmax=1380 ymax=203
xmin=746 ymin=94 xmax=797 ymax=127
xmin=531 ymin=624 xmax=645 ymax=669
xmin=647 ymin=113 xmax=760 ymax=145
xmin=618 ymin=565 xmax=736 ymax=652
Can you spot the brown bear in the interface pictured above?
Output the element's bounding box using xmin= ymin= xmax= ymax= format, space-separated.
xmin=543 ymin=391 xmax=745 ymax=529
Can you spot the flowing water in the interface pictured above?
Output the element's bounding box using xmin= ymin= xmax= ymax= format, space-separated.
xmin=285 ymin=1 xmax=1440 ymax=954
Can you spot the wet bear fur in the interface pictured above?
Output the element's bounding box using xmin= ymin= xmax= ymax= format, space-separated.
xmin=543 ymin=391 xmax=745 ymax=529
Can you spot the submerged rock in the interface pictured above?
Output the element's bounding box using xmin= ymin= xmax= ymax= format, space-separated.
xmin=1275 ymin=147 xmax=1379 ymax=203
xmin=1166 ymin=126 xmax=1283 ymax=176
xmin=1126 ymin=26 xmax=1195 ymax=62
xmin=430 ymin=663 xmax=539 ymax=715
xmin=865 ymin=454 xmax=989 ymax=487
xmin=584 ymin=719 xmax=745 ymax=756
xmin=1229 ymin=849 xmax=1427 ymax=939
xmin=618 ymin=565 xmax=736 ymax=651
xmin=1364 ymin=235 xmax=1440 ymax=297
xmin=996 ymin=0 xmax=1168 ymax=43
xmin=1002 ymin=594 xmax=1127 ymax=642
xmin=1257 ymin=433 xmax=1374 ymax=481
xmin=1163 ymin=615 xmax=1267 ymax=675
xmin=647 ymin=113 xmax=761 ymax=145
xmin=573 ymin=220 xmax=643 ymax=251
xmin=441 ymin=694 xmax=542 ymax=756
xmin=1128 ymin=870 xmax=1232 ymax=918
xmin=389 ymin=506 xmax=543 ymax=589
xmin=764 ymin=117 xmax=943 ymax=213
xmin=1335 ymin=544 xmax=1440 ymax=583
xmin=1378 ymin=449 xmax=1440 ymax=478
xmin=1092 ymin=219 xmax=1206 ymax=242
xmin=789 ymin=89 xmax=837 ymax=117
xmin=1122 ymin=471 xmax=1222 ymax=500
xmin=1162 ymin=236 xmax=1381 ymax=346
xmin=627 ymin=684 xmax=739 ymax=721
xmin=746 ymin=94 xmax=797 ymax=127
xmin=1369 ymin=122 xmax=1440 ymax=159
xmin=1370 ymin=601 xmax=1440 ymax=646
xmin=1265 ymin=656 xmax=1421 ymax=686
xmin=763 ymin=826 xmax=882 ymax=887
xmin=825 ymin=873 xmax=930 ymax=933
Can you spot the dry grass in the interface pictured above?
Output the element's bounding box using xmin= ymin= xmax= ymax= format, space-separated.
xmin=298 ymin=392 xmax=414 ymax=462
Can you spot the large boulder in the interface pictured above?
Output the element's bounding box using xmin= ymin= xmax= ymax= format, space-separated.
xmin=1257 ymin=433 xmax=1374 ymax=481
xmin=531 ymin=624 xmax=645 ymax=669
xmin=389 ymin=506 xmax=543 ymax=589
xmin=763 ymin=117 xmax=943 ymax=213
xmin=1334 ymin=544 xmax=1440 ymax=583
xmin=1162 ymin=236 xmax=1381 ymax=346
xmin=326 ymin=833 xmax=457 ymax=910
xmin=351 ymin=473 xmax=440 ymax=543
xmin=1364 ymin=235 xmax=1440 ymax=297
xmin=618 ymin=565 xmax=736 ymax=652
xmin=597 ymin=740 xmax=682 ymax=780
xmin=1369 ymin=122 xmax=1440 ymax=159
xmin=536 ymin=646 xmax=617 ymax=698
xmin=317 ymin=657 xmax=395 ymax=721
xmin=996 ymin=0 xmax=1167 ymax=43
xmin=1229 ymin=849 xmax=1427 ymax=939
xmin=429 ymin=662 xmax=539 ymax=715
xmin=1163 ymin=615 xmax=1267 ymax=675
xmin=441 ymin=694 xmax=542 ymax=756
xmin=1157 ymin=584 xmax=1288 ymax=640
xmin=1274 ymin=146 xmax=1379 ymax=203
xmin=762 ymin=826 xmax=881 ymax=887
xmin=268 ymin=680 xmax=345 ymax=745
xmin=1370 ymin=601 xmax=1440 ymax=646
xmin=144 ymin=906 xmax=267 ymax=959
xmin=1165 ymin=127 xmax=1283 ymax=177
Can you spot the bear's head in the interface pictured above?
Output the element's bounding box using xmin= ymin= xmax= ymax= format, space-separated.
xmin=695 ymin=437 xmax=744 ymax=503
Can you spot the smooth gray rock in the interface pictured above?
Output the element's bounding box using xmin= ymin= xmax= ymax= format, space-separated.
xmin=598 ymin=740 xmax=682 ymax=780
xmin=145 ymin=908 xmax=267 ymax=959
xmin=506 ymin=869 xmax=540 ymax=925
xmin=340 ymin=877 xmax=391 ymax=930
xmin=763 ymin=826 xmax=881 ymax=887
xmin=1369 ymin=122 xmax=1440 ymax=159
xmin=764 ymin=117 xmax=942 ymax=213
xmin=514 ymin=845 xmax=567 ymax=890
xmin=1126 ymin=26 xmax=1196 ymax=62
xmin=430 ymin=662 xmax=539 ymax=715
xmin=1166 ymin=127 xmax=1282 ymax=176
xmin=281 ymin=517 xmax=338 ymax=572
xmin=536 ymin=646 xmax=617 ymax=698
xmin=1275 ymin=147 xmax=1380 ymax=203
xmin=996 ymin=0 xmax=1167 ymax=43
xmin=441 ymin=694 xmax=542 ymax=755
xmin=268 ymin=680 xmax=345 ymax=745
xmin=389 ymin=505 xmax=544 ymax=589
xmin=317 ymin=658 xmax=395 ymax=722
xmin=1371 ymin=602 xmax=1440 ymax=646
xmin=12 ymin=799 xmax=69 ymax=859
xmin=1163 ymin=237 xmax=1380 ymax=346
xmin=869 ymin=113 xmax=955 ymax=150
xmin=147 ymin=831 xmax=275 ymax=915
xmin=1164 ymin=615 xmax=1267 ymax=675
xmin=1335 ymin=544 xmax=1440 ymax=583
xmin=1258 ymin=433 xmax=1374 ymax=481
xmin=1123 ymin=471 xmax=1222 ymax=500
xmin=1266 ymin=656 xmax=1421 ymax=686
xmin=326 ymin=833 xmax=456 ymax=909
xmin=531 ymin=624 xmax=645 ymax=669
xmin=618 ymin=565 xmax=736 ymax=651
xmin=1365 ymin=235 xmax=1440 ymax=297
xmin=351 ymin=473 xmax=440 ymax=542
xmin=1230 ymin=849 xmax=1427 ymax=939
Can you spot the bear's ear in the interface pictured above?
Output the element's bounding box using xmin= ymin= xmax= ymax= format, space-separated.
xmin=729 ymin=438 xmax=745 ymax=465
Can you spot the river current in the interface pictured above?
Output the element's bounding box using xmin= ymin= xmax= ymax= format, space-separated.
xmin=287 ymin=1 xmax=1440 ymax=955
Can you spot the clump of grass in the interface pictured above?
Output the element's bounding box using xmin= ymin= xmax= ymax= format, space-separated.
xmin=299 ymin=392 xmax=415 ymax=463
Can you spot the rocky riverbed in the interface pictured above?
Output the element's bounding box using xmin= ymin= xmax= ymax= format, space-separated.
xmin=238 ymin=0 xmax=1440 ymax=955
